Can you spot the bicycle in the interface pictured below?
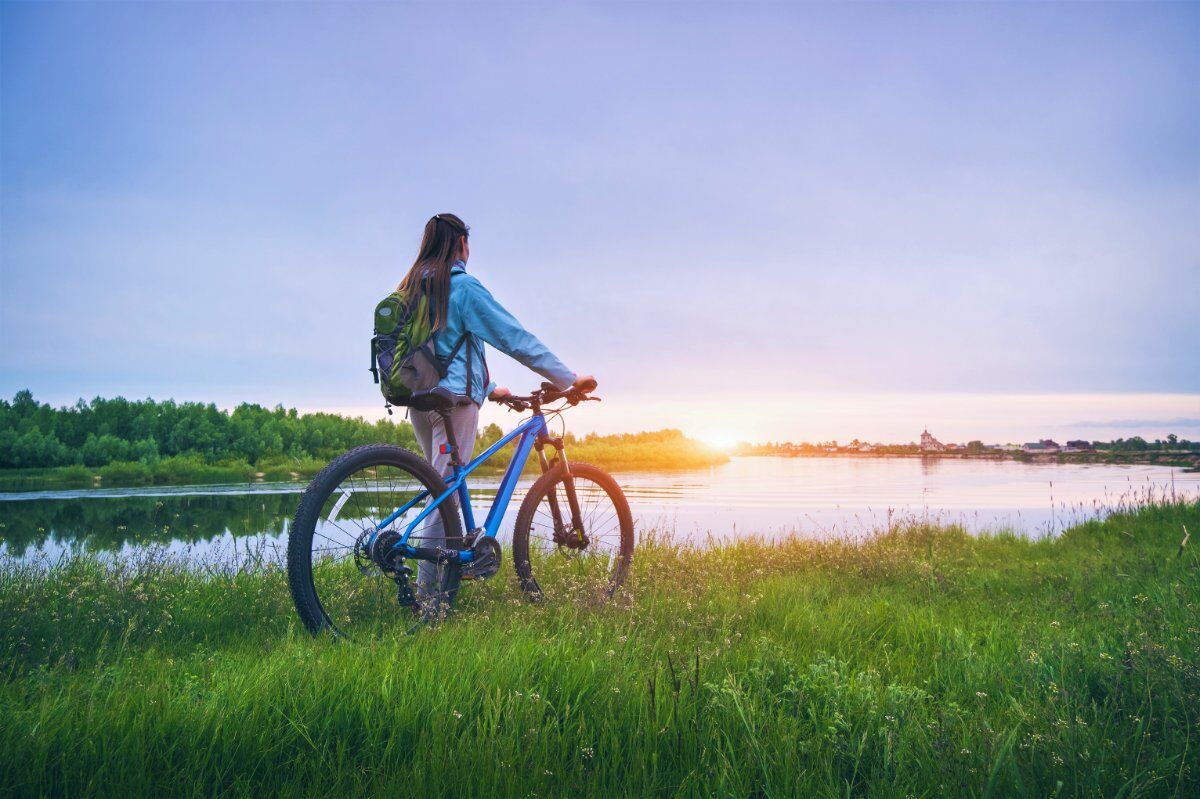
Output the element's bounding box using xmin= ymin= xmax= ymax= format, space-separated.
xmin=287 ymin=380 xmax=633 ymax=637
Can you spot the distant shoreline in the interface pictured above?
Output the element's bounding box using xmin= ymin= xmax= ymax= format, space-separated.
xmin=736 ymin=449 xmax=1200 ymax=470
xmin=5 ymin=448 xmax=1196 ymax=495
xmin=0 ymin=433 xmax=729 ymax=492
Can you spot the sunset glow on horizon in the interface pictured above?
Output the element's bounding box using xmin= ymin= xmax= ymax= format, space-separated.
xmin=3 ymin=3 xmax=1197 ymax=441
xmin=307 ymin=391 xmax=1200 ymax=449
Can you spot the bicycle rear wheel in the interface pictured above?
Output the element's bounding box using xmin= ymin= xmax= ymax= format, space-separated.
xmin=287 ymin=444 xmax=464 ymax=637
xmin=512 ymin=461 xmax=633 ymax=604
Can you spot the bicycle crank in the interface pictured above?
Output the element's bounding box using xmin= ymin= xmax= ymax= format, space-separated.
xmin=461 ymin=536 xmax=502 ymax=580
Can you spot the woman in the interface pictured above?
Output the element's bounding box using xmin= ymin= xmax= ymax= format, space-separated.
xmin=397 ymin=213 xmax=594 ymax=612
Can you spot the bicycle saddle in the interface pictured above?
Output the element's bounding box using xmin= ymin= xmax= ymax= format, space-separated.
xmin=407 ymin=386 xmax=466 ymax=413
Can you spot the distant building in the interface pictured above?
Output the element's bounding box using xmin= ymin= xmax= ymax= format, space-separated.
xmin=1063 ymin=439 xmax=1094 ymax=452
xmin=1022 ymin=439 xmax=1061 ymax=454
xmin=919 ymin=428 xmax=946 ymax=452
xmin=858 ymin=443 xmax=876 ymax=452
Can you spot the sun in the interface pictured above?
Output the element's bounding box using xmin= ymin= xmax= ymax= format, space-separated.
xmin=696 ymin=432 xmax=738 ymax=452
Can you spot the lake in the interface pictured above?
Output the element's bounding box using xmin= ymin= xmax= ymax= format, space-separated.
xmin=1 ymin=456 xmax=1196 ymax=565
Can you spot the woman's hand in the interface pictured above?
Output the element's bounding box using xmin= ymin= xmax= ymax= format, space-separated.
xmin=573 ymin=375 xmax=597 ymax=392
xmin=488 ymin=387 xmax=512 ymax=401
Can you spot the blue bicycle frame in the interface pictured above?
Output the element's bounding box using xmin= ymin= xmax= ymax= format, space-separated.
xmin=367 ymin=411 xmax=551 ymax=564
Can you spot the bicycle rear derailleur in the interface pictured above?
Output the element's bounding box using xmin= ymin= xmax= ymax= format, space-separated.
xmin=354 ymin=529 xmax=418 ymax=608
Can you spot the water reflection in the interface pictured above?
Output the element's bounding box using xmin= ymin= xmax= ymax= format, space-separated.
xmin=2 ymin=457 xmax=1196 ymax=564
xmin=918 ymin=456 xmax=944 ymax=477
xmin=0 ymin=483 xmax=511 ymax=562
xmin=0 ymin=492 xmax=298 ymax=556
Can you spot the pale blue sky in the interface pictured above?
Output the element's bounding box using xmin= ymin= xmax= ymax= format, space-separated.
xmin=1 ymin=1 xmax=1197 ymax=443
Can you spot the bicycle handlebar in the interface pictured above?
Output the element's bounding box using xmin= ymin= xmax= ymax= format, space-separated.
xmin=573 ymin=377 xmax=598 ymax=394
xmin=491 ymin=379 xmax=600 ymax=411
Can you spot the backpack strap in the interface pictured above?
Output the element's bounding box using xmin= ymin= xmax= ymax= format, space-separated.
xmin=418 ymin=270 xmax=488 ymax=401
xmin=453 ymin=333 xmax=482 ymax=402
xmin=424 ymin=333 xmax=469 ymax=380
xmin=416 ymin=331 xmax=480 ymax=401
xmin=369 ymin=336 xmax=380 ymax=384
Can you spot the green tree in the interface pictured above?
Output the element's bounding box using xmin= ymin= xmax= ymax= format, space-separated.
xmin=476 ymin=423 xmax=505 ymax=452
xmin=0 ymin=391 xmax=430 ymax=470
xmin=81 ymin=434 xmax=131 ymax=467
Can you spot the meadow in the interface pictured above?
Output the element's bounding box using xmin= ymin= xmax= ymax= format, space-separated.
xmin=1 ymin=501 xmax=1197 ymax=797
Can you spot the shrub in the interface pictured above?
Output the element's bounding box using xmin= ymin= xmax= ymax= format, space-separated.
xmin=97 ymin=460 xmax=152 ymax=485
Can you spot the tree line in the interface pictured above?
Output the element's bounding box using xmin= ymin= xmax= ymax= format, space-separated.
xmin=0 ymin=390 xmax=418 ymax=469
xmin=735 ymin=434 xmax=1199 ymax=455
xmin=1098 ymin=435 xmax=1198 ymax=452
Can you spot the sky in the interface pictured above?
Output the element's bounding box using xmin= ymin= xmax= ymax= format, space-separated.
xmin=1 ymin=1 xmax=1197 ymax=447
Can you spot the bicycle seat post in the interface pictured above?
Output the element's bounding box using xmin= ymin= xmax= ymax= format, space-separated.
xmin=436 ymin=409 xmax=464 ymax=471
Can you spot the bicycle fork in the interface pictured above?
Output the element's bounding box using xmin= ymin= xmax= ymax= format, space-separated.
xmin=536 ymin=437 xmax=587 ymax=548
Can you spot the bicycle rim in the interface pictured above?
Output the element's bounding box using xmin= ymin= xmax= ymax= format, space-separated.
xmin=301 ymin=458 xmax=461 ymax=637
xmin=514 ymin=464 xmax=632 ymax=604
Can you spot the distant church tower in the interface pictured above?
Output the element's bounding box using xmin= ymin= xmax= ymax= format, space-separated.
xmin=919 ymin=427 xmax=946 ymax=452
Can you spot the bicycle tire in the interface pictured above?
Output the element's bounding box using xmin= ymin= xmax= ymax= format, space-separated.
xmin=512 ymin=461 xmax=633 ymax=603
xmin=287 ymin=444 xmax=464 ymax=636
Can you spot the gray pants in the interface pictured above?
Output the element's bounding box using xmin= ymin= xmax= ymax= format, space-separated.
xmin=410 ymin=402 xmax=479 ymax=603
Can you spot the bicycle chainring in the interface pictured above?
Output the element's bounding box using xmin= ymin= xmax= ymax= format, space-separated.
xmin=460 ymin=536 xmax=502 ymax=580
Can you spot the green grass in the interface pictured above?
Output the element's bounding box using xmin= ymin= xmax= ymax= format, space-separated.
xmin=2 ymin=503 xmax=1197 ymax=797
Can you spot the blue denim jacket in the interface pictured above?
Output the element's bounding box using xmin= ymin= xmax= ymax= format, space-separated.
xmin=434 ymin=261 xmax=576 ymax=406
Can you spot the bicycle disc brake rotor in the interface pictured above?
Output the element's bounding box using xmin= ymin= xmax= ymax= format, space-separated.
xmin=554 ymin=522 xmax=590 ymax=552
xmin=353 ymin=528 xmax=377 ymax=575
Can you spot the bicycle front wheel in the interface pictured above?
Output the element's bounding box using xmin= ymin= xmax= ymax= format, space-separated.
xmin=287 ymin=444 xmax=464 ymax=637
xmin=512 ymin=461 xmax=633 ymax=604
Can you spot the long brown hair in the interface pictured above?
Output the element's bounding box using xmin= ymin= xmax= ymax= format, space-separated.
xmin=397 ymin=213 xmax=469 ymax=330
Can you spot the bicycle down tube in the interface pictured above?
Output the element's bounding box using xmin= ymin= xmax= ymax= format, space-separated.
xmin=385 ymin=412 xmax=549 ymax=557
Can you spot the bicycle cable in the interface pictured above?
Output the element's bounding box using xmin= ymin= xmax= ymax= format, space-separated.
xmin=541 ymin=401 xmax=571 ymax=440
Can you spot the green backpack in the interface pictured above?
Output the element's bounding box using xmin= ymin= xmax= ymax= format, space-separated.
xmin=369 ymin=282 xmax=470 ymax=408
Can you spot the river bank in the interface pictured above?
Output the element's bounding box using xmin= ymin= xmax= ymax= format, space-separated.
xmin=2 ymin=501 xmax=1196 ymax=797
xmin=0 ymin=430 xmax=728 ymax=492
xmin=741 ymin=448 xmax=1200 ymax=470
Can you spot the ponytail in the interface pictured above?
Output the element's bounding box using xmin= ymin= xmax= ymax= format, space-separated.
xmin=397 ymin=213 xmax=469 ymax=330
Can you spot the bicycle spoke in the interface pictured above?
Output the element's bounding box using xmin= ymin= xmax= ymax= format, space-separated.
xmin=294 ymin=453 xmax=461 ymax=639
xmin=515 ymin=466 xmax=632 ymax=605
